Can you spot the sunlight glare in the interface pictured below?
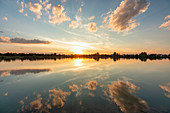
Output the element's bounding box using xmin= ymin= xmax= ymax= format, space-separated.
xmin=74 ymin=59 xmax=83 ymax=66
xmin=72 ymin=46 xmax=83 ymax=54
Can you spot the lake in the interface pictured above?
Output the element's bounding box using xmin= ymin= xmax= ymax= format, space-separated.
xmin=0 ymin=59 xmax=170 ymax=113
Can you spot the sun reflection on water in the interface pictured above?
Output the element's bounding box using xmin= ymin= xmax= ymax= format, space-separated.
xmin=74 ymin=59 xmax=83 ymax=66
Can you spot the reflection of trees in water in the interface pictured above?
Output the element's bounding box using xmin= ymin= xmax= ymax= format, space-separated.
xmin=160 ymin=83 xmax=170 ymax=98
xmin=105 ymin=80 xmax=149 ymax=113
xmin=18 ymin=89 xmax=71 ymax=113
xmin=0 ymin=68 xmax=51 ymax=77
xmin=0 ymin=52 xmax=169 ymax=62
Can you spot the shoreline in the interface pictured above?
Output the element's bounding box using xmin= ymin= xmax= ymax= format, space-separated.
xmin=0 ymin=52 xmax=169 ymax=62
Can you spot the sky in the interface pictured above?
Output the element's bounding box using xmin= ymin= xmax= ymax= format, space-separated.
xmin=0 ymin=0 xmax=170 ymax=54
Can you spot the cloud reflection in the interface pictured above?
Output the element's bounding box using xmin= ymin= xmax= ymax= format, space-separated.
xmin=30 ymin=94 xmax=43 ymax=110
xmin=0 ymin=68 xmax=51 ymax=77
xmin=49 ymin=89 xmax=71 ymax=108
xmin=18 ymin=89 xmax=70 ymax=113
xmin=87 ymin=80 xmax=98 ymax=90
xmin=69 ymin=84 xmax=82 ymax=96
xmin=4 ymin=92 xmax=8 ymax=96
xmin=106 ymin=80 xmax=149 ymax=113
xmin=159 ymin=83 xmax=170 ymax=98
xmin=69 ymin=84 xmax=79 ymax=92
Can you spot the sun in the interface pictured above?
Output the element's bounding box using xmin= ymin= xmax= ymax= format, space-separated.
xmin=72 ymin=46 xmax=83 ymax=54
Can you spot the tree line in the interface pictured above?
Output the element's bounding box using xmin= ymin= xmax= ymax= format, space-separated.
xmin=0 ymin=52 xmax=169 ymax=62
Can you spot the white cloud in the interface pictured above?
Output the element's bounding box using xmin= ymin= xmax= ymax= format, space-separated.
xmin=44 ymin=3 xmax=51 ymax=14
xmin=100 ymin=25 xmax=105 ymax=29
xmin=40 ymin=0 xmax=49 ymax=6
xmin=49 ymin=5 xmax=70 ymax=24
xmin=160 ymin=20 xmax=170 ymax=28
xmin=89 ymin=16 xmax=95 ymax=21
xmin=78 ymin=8 xmax=82 ymax=13
xmin=24 ymin=13 xmax=28 ymax=16
xmin=103 ymin=0 xmax=150 ymax=32
xmin=3 ymin=17 xmax=8 ymax=21
xmin=29 ymin=3 xmax=42 ymax=19
xmin=69 ymin=21 xmax=79 ymax=29
xmin=88 ymin=22 xmax=98 ymax=32
xmin=19 ymin=9 xmax=24 ymax=13
xmin=165 ymin=15 xmax=170 ymax=20
xmin=0 ymin=36 xmax=10 ymax=42
xmin=61 ymin=0 xmax=67 ymax=3
xmin=160 ymin=15 xmax=170 ymax=30
xmin=81 ymin=2 xmax=85 ymax=7
xmin=18 ymin=1 xmax=25 ymax=14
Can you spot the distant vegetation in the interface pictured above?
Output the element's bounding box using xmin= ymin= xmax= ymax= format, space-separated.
xmin=0 ymin=52 xmax=169 ymax=62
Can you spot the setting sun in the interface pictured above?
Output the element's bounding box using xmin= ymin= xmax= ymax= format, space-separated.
xmin=72 ymin=46 xmax=83 ymax=54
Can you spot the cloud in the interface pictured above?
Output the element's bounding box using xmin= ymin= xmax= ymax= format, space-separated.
xmin=24 ymin=13 xmax=28 ymax=16
xmin=61 ymin=0 xmax=67 ymax=3
xmin=89 ymin=16 xmax=95 ymax=21
xmin=0 ymin=36 xmax=51 ymax=44
xmin=69 ymin=21 xmax=79 ymax=29
xmin=78 ymin=8 xmax=82 ymax=13
xmin=106 ymin=80 xmax=149 ymax=113
xmin=159 ymin=83 xmax=170 ymax=98
xmin=100 ymin=25 xmax=105 ymax=29
xmin=87 ymin=80 xmax=98 ymax=90
xmin=18 ymin=1 xmax=25 ymax=14
xmin=21 ymin=1 xmax=24 ymax=8
xmin=160 ymin=20 xmax=170 ymax=29
xmin=62 ymin=29 xmax=82 ymax=37
xmin=44 ymin=3 xmax=51 ymax=14
xmin=81 ymin=2 xmax=85 ymax=7
xmin=49 ymin=5 xmax=70 ymax=24
xmin=103 ymin=0 xmax=150 ymax=32
xmin=0 ymin=36 xmax=10 ymax=42
xmin=3 ymin=17 xmax=8 ymax=21
xmin=160 ymin=15 xmax=170 ymax=30
xmin=40 ymin=0 xmax=49 ymax=6
xmin=165 ymin=15 xmax=170 ymax=20
xmin=88 ymin=22 xmax=98 ymax=32
xmin=19 ymin=9 xmax=24 ymax=13
xmin=29 ymin=3 xmax=42 ymax=19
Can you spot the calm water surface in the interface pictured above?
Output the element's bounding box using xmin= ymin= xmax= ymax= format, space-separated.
xmin=0 ymin=59 xmax=170 ymax=113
